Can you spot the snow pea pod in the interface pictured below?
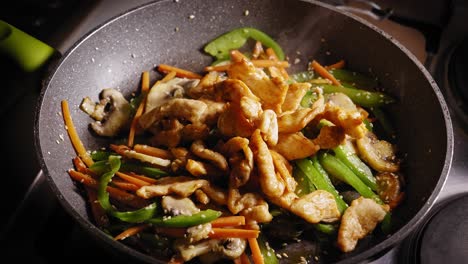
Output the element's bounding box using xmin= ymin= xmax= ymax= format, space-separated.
xmin=146 ymin=209 xmax=222 ymax=228
xmin=315 ymin=84 xmax=395 ymax=108
xmin=204 ymin=27 xmax=285 ymax=61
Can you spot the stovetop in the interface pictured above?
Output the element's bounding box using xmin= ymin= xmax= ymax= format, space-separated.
xmin=1 ymin=0 xmax=467 ymax=263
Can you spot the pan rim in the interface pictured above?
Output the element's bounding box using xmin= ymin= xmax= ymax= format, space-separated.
xmin=33 ymin=0 xmax=454 ymax=263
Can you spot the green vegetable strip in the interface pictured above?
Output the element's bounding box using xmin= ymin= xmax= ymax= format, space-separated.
xmin=318 ymin=152 xmax=383 ymax=204
xmin=333 ymin=144 xmax=378 ymax=191
xmin=91 ymin=150 xmax=113 ymax=161
xmin=370 ymin=107 xmax=396 ymax=138
xmin=380 ymin=212 xmax=392 ymax=234
xmin=314 ymin=223 xmax=337 ymax=235
xmin=329 ymin=69 xmax=378 ymax=90
xmin=204 ymin=27 xmax=285 ymax=61
xmin=258 ymin=235 xmax=279 ymax=264
xmin=97 ymin=156 xmax=157 ymax=223
xmin=300 ymin=90 xmax=319 ymax=108
xmin=146 ymin=209 xmax=222 ymax=228
xmin=315 ymin=84 xmax=395 ymax=108
xmin=120 ymin=162 xmax=168 ymax=178
xmin=293 ymin=166 xmax=315 ymax=196
xmin=295 ymin=158 xmax=348 ymax=214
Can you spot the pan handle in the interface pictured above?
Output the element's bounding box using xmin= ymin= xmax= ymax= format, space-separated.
xmin=0 ymin=20 xmax=56 ymax=72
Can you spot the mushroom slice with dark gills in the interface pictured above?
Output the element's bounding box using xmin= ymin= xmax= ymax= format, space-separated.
xmin=174 ymin=237 xmax=247 ymax=262
xmin=80 ymin=88 xmax=132 ymax=136
xmin=145 ymin=77 xmax=200 ymax=112
xmin=356 ymin=130 xmax=400 ymax=172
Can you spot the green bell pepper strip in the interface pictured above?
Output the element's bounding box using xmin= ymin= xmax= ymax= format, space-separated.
xmin=313 ymin=84 xmax=395 ymax=108
xmin=90 ymin=150 xmax=113 ymax=161
xmin=97 ymin=155 xmax=157 ymax=223
xmin=380 ymin=212 xmax=392 ymax=234
xmin=314 ymin=223 xmax=337 ymax=235
xmin=204 ymin=27 xmax=285 ymax=61
xmin=328 ymin=69 xmax=378 ymax=90
xmin=300 ymin=89 xmax=319 ymax=108
xmin=318 ymin=152 xmax=383 ymax=204
xmin=258 ymin=235 xmax=279 ymax=264
xmin=146 ymin=209 xmax=222 ymax=228
xmin=333 ymin=144 xmax=378 ymax=192
xmin=120 ymin=162 xmax=168 ymax=178
xmin=295 ymin=157 xmax=348 ymax=214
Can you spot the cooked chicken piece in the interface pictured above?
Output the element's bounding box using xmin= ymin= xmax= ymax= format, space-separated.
xmin=218 ymin=102 xmax=256 ymax=138
xmin=185 ymin=159 xmax=223 ymax=178
xmin=219 ymin=137 xmax=254 ymax=188
xmin=199 ymin=99 xmax=226 ymax=126
xmin=110 ymin=144 xmax=171 ymax=167
xmin=187 ymin=71 xmax=225 ymax=99
xmin=282 ymin=82 xmax=311 ymax=112
xmin=356 ymin=130 xmax=400 ymax=172
xmin=240 ymin=96 xmax=262 ymax=122
xmin=190 ymin=140 xmax=229 ymax=171
xmin=161 ymin=196 xmax=200 ymax=216
xmin=289 ymin=190 xmax=341 ymax=223
xmin=214 ymin=79 xmax=260 ymax=103
xmin=258 ymin=109 xmax=278 ymax=146
xmin=181 ymin=123 xmax=210 ymax=142
xmin=277 ymin=94 xmax=325 ymax=133
xmin=136 ymin=176 xmax=208 ymax=198
xmin=186 ymin=223 xmax=212 ymax=243
xmin=250 ymin=129 xmax=285 ymax=198
xmin=139 ymin=98 xmax=207 ymax=129
xmin=319 ymin=93 xmax=366 ymax=139
xmin=227 ymin=58 xmax=288 ymax=113
xmin=312 ymin=125 xmax=346 ymax=149
xmin=170 ymin=147 xmax=193 ymax=172
xmin=82 ymin=88 xmax=132 ymax=136
xmin=270 ymin=150 xmax=297 ymax=193
xmin=227 ymin=188 xmax=273 ymax=224
xmin=272 ymin=132 xmax=320 ymax=160
xmin=376 ymin=172 xmax=404 ymax=209
xmin=145 ymin=77 xmax=200 ymax=113
xmin=194 ymin=189 xmax=210 ymax=205
xmin=150 ymin=119 xmax=183 ymax=147
xmin=338 ymin=197 xmax=389 ymax=252
xmin=201 ymin=184 xmax=228 ymax=205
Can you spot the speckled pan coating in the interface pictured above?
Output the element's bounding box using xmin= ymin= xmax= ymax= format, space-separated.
xmin=34 ymin=0 xmax=453 ymax=263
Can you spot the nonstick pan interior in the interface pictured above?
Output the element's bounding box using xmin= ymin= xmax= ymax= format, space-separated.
xmin=35 ymin=0 xmax=452 ymax=263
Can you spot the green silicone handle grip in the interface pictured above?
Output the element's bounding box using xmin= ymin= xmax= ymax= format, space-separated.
xmin=0 ymin=20 xmax=55 ymax=72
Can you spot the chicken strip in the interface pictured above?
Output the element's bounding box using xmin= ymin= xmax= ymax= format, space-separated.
xmin=136 ymin=176 xmax=208 ymax=198
xmin=272 ymin=132 xmax=320 ymax=160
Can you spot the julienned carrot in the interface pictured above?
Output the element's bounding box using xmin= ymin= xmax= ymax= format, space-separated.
xmin=248 ymin=238 xmax=264 ymax=264
xmin=114 ymin=224 xmax=149 ymax=241
xmin=161 ymin=70 xmax=177 ymax=82
xmin=158 ymin=64 xmax=202 ymax=79
xmin=204 ymin=60 xmax=289 ymax=72
xmin=128 ymin=71 xmax=150 ymax=147
xmin=310 ymin=60 xmax=341 ymax=86
xmin=68 ymin=170 xmax=149 ymax=208
xmin=241 ymin=253 xmax=252 ymax=264
xmin=210 ymin=216 xmax=246 ymax=228
xmin=111 ymin=180 xmax=140 ymax=192
xmin=134 ymin=144 xmax=174 ymax=160
xmin=73 ymin=156 xmax=96 ymax=177
xmin=208 ymin=228 xmax=259 ymax=239
xmin=115 ymin=171 xmax=152 ymax=187
xmin=325 ymin=59 xmax=345 ymax=70
xmin=128 ymin=172 xmax=157 ymax=184
xmin=61 ymin=100 xmax=94 ymax=167
xmin=265 ymin=47 xmax=289 ymax=79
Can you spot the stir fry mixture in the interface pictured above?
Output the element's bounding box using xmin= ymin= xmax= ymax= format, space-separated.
xmin=62 ymin=27 xmax=404 ymax=263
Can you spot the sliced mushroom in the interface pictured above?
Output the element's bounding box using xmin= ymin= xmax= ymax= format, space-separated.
xmin=213 ymin=238 xmax=247 ymax=259
xmin=376 ymin=172 xmax=404 ymax=209
xmin=161 ymin=196 xmax=200 ymax=216
xmin=145 ymin=77 xmax=199 ymax=113
xmin=186 ymin=223 xmax=212 ymax=243
xmin=356 ymin=130 xmax=400 ymax=172
xmin=84 ymin=88 xmax=132 ymax=136
xmin=175 ymin=238 xmax=246 ymax=262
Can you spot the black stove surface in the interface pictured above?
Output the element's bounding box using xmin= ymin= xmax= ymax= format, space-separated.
xmin=1 ymin=0 xmax=467 ymax=263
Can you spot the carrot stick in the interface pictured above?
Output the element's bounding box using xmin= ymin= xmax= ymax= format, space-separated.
xmin=134 ymin=144 xmax=174 ymax=160
xmin=204 ymin=60 xmax=289 ymax=72
xmin=310 ymin=60 xmax=341 ymax=86
xmin=161 ymin=70 xmax=177 ymax=82
xmin=111 ymin=180 xmax=140 ymax=192
xmin=211 ymin=216 xmax=245 ymax=228
xmin=265 ymin=48 xmax=289 ymax=79
xmin=158 ymin=64 xmax=202 ymax=79
xmin=325 ymin=59 xmax=345 ymax=70
xmin=128 ymin=71 xmax=150 ymax=147
xmin=248 ymin=238 xmax=264 ymax=264
xmin=68 ymin=170 xmax=149 ymax=208
xmin=128 ymin=172 xmax=157 ymax=184
xmin=73 ymin=156 xmax=96 ymax=177
xmin=61 ymin=100 xmax=94 ymax=167
xmin=114 ymin=224 xmax=149 ymax=241
xmin=115 ymin=171 xmax=152 ymax=187
xmin=230 ymin=50 xmax=248 ymax=62
xmin=208 ymin=228 xmax=259 ymax=239
xmin=240 ymin=252 xmax=252 ymax=264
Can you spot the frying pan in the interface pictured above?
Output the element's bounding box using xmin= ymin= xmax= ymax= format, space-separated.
xmin=27 ymin=0 xmax=453 ymax=263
